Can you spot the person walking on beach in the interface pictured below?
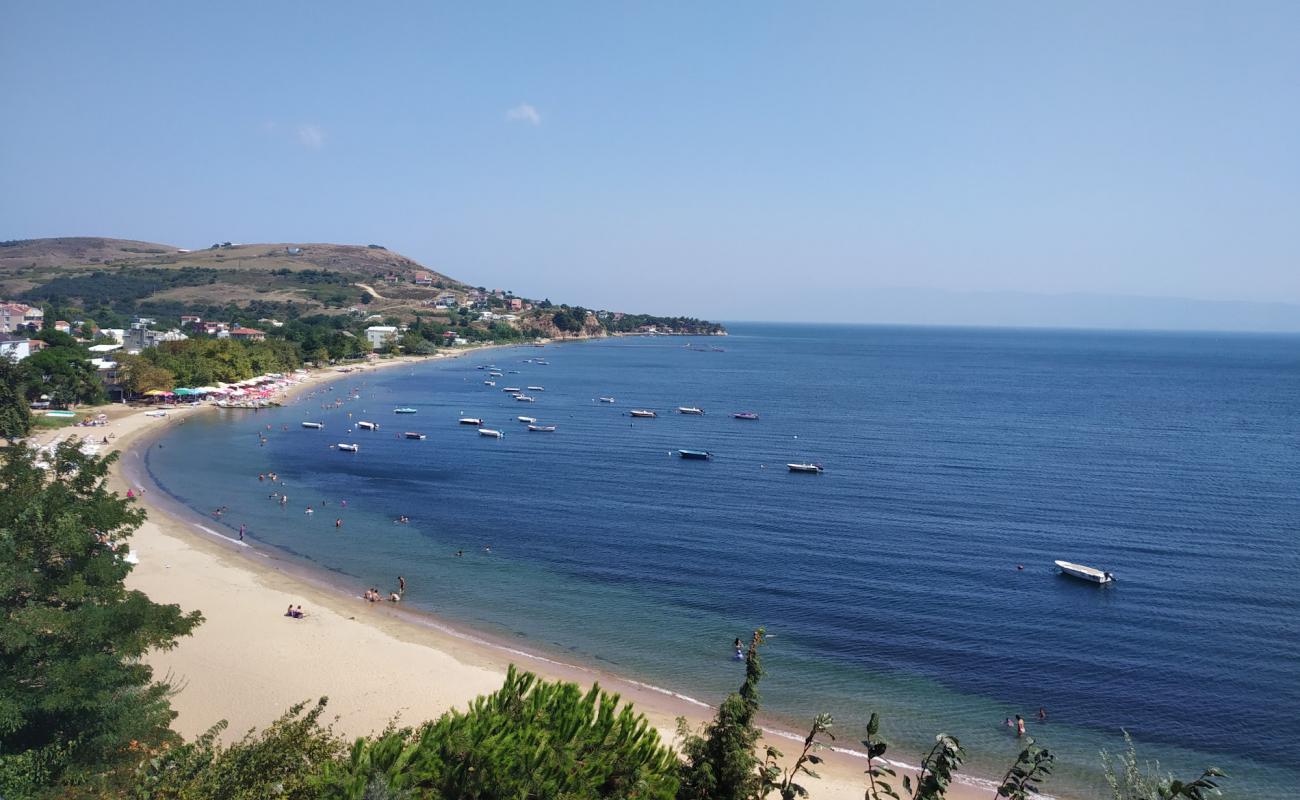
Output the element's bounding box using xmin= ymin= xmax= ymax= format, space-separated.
xmin=1015 ymin=715 xmax=1025 ymax=737
xmin=239 ymin=523 xmax=246 ymax=541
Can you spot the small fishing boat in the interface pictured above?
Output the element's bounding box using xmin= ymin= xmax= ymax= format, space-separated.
xmin=301 ymin=421 xmax=324 ymax=429
xmin=502 ymin=387 xmax=522 ymax=393
xmin=527 ymin=385 xmax=545 ymax=391
xmin=598 ymin=396 xmax=616 ymax=403
xmin=514 ymin=395 xmax=535 ymax=402
xmin=528 ymin=424 xmax=557 ymax=432
xmin=478 ymin=428 xmax=504 ymax=438
xmin=630 ymin=409 xmax=657 ymax=418
xmin=458 ymin=417 xmax=483 ymax=425
xmin=394 ymin=407 xmax=417 ymax=414
xmin=535 ymin=360 xmax=550 ymax=365
xmin=678 ymin=449 xmax=713 ymax=460
xmin=483 ymin=380 xmax=496 ymax=386
xmin=732 ymin=411 xmax=760 ymax=420
xmin=336 ymin=443 xmax=359 ymax=452
xmin=677 ymin=406 xmax=705 ymax=415
xmin=787 ymin=463 xmax=824 ymax=474
xmin=489 ymin=371 xmax=504 ymax=378
xmin=1055 ymin=560 xmax=1115 ymax=584
xmin=357 ymin=420 xmax=378 ymax=430
xmin=517 ymin=416 xmax=537 ymax=423
xmin=403 ymin=432 xmax=426 ymax=440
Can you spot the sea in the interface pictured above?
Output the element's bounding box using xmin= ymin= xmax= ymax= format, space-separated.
xmin=142 ymin=323 xmax=1300 ymax=799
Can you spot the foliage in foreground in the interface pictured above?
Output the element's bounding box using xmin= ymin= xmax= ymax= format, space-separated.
xmin=0 ymin=441 xmax=202 ymax=798
xmin=315 ymin=665 xmax=679 ymax=799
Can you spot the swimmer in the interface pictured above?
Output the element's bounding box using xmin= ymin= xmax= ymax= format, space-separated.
xmin=305 ymin=506 xmax=313 ymax=514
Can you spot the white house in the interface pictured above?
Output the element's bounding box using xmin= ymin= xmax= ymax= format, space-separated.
xmin=365 ymin=325 xmax=399 ymax=349
xmin=0 ymin=335 xmax=31 ymax=361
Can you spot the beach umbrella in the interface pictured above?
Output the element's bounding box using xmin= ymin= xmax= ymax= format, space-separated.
xmin=143 ymin=389 xmax=168 ymax=396
xmin=174 ymin=388 xmax=196 ymax=396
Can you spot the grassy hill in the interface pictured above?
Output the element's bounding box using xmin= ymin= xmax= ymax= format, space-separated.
xmin=0 ymin=237 xmax=471 ymax=318
xmin=0 ymin=236 xmax=724 ymax=337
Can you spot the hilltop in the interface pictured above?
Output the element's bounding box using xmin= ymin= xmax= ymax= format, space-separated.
xmin=0 ymin=237 xmax=723 ymax=337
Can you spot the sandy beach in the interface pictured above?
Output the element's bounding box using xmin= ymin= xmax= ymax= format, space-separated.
xmin=30 ymin=351 xmax=1014 ymax=800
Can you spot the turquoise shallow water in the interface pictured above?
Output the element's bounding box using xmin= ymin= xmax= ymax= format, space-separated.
xmin=146 ymin=324 xmax=1300 ymax=798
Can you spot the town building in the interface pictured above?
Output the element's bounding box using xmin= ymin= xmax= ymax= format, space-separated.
xmin=0 ymin=333 xmax=31 ymax=361
xmin=230 ymin=327 xmax=266 ymax=342
xmin=0 ymin=302 xmax=44 ymax=333
xmin=365 ymin=325 xmax=399 ymax=349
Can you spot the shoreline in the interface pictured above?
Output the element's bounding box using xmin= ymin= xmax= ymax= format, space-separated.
xmin=43 ymin=346 xmax=1039 ymax=800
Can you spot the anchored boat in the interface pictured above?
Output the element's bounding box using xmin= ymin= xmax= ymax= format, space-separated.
xmin=629 ymin=409 xmax=657 ymax=418
xmin=336 ymin=443 xmax=359 ymax=452
xmin=301 ymin=421 xmax=324 ymax=429
xmin=678 ymin=449 xmax=713 ymax=460
xmin=514 ymin=395 xmax=535 ymax=402
xmin=598 ymin=396 xmax=616 ymax=403
xmin=677 ymin=406 xmax=705 ymax=415
xmin=732 ymin=411 xmax=760 ymax=420
xmin=394 ymin=407 xmax=417 ymax=414
xmin=528 ymin=424 xmax=557 ymax=432
xmin=403 ymin=432 xmax=426 ymax=440
xmin=478 ymin=428 xmax=504 ymax=438
xmin=787 ymin=462 xmax=824 ymax=474
xmin=459 ymin=417 xmax=483 ymax=425
xmin=1055 ymin=560 xmax=1115 ymax=584
xmin=357 ymin=420 xmax=378 ymax=430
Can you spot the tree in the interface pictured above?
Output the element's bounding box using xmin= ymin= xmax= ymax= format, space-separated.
xmin=22 ymin=346 xmax=106 ymax=408
xmin=314 ymin=666 xmax=679 ymax=800
xmin=0 ymin=356 xmax=32 ymax=440
xmin=115 ymin=352 xmax=176 ymax=396
xmin=0 ymin=441 xmax=203 ymax=796
xmin=677 ymin=629 xmax=767 ymax=800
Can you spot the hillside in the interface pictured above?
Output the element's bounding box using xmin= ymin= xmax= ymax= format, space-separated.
xmin=0 ymin=237 xmax=724 ymax=336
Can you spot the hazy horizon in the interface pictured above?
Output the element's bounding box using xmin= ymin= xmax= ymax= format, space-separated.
xmin=3 ymin=2 xmax=1297 ymax=329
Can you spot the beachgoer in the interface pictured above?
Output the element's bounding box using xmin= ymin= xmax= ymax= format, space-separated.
xmin=127 ymin=488 xmax=135 ymax=499
xmin=1016 ymin=715 xmax=1025 ymax=737
xmin=239 ymin=524 xmax=246 ymax=541
xmin=286 ymin=604 xmax=295 ymax=617
xmin=455 ymin=549 xmax=463 ymax=558
xmin=306 ymin=506 xmax=313 ymax=514
xmin=1005 ymin=717 xmax=1014 ymax=729
xmin=341 ymin=499 xmax=347 ymax=508
xmin=398 ymin=575 xmax=405 ymax=592
xmin=335 ymin=518 xmax=342 ymax=528
xmin=281 ymin=495 xmax=288 ymax=505
xmin=1037 ymin=707 xmax=1047 ymax=722
xmin=259 ymin=473 xmax=265 ymax=481
xmin=389 ymin=592 xmax=400 ymax=603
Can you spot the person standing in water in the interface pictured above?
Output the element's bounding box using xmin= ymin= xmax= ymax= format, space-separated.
xmin=1015 ymin=715 xmax=1026 ymax=737
xmin=398 ymin=576 xmax=406 ymax=592
xmin=239 ymin=523 xmax=246 ymax=541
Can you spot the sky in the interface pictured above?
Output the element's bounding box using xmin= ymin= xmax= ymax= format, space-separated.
xmin=2 ymin=2 xmax=1298 ymax=327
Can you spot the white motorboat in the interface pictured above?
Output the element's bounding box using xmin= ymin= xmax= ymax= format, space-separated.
xmin=502 ymin=387 xmax=522 ymax=393
xmin=528 ymin=424 xmax=557 ymax=432
xmin=514 ymin=394 xmax=535 ymax=402
xmin=598 ymin=396 xmax=616 ymax=403
xmin=478 ymin=428 xmax=504 ymax=438
xmin=787 ymin=463 xmax=824 ymax=473
xmin=336 ymin=443 xmax=359 ymax=452
xmin=677 ymin=406 xmax=705 ymax=415
xmin=517 ymin=416 xmax=537 ymax=424
xmin=484 ymin=380 xmax=496 ymax=386
xmin=301 ymin=421 xmax=324 ymax=429
xmin=403 ymin=432 xmax=426 ymax=440
xmin=459 ymin=417 xmax=482 ymax=425
xmin=357 ymin=420 xmax=378 ymax=430
xmin=1055 ymin=560 xmax=1115 ymax=584
xmin=527 ymin=385 xmax=545 ymax=391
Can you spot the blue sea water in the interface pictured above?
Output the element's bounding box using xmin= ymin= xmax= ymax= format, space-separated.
xmin=144 ymin=324 xmax=1300 ymax=798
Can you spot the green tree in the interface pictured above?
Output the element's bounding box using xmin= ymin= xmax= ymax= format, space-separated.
xmin=0 ymin=441 xmax=203 ymax=796
xmin=115 ymin=352 xmax=176 ymax=396
xmin=1102 ymin=732 xmax=1226 ymax=800
xmin=0 ymin=356 xmax=32 ymax=440
xmin=315 ymin=666 xmax=679 ymax=800
xmin=677 ymin=629 xmax=767 ymax=800
xmin=133 ymin=698 xmax=342 ymax=800
xmin=22 ymin=346 xmax=105 ymax=408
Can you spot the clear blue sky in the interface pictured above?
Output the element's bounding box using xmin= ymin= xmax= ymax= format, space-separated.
xmin=2 ymin=2 xmax=1297 ymax=325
